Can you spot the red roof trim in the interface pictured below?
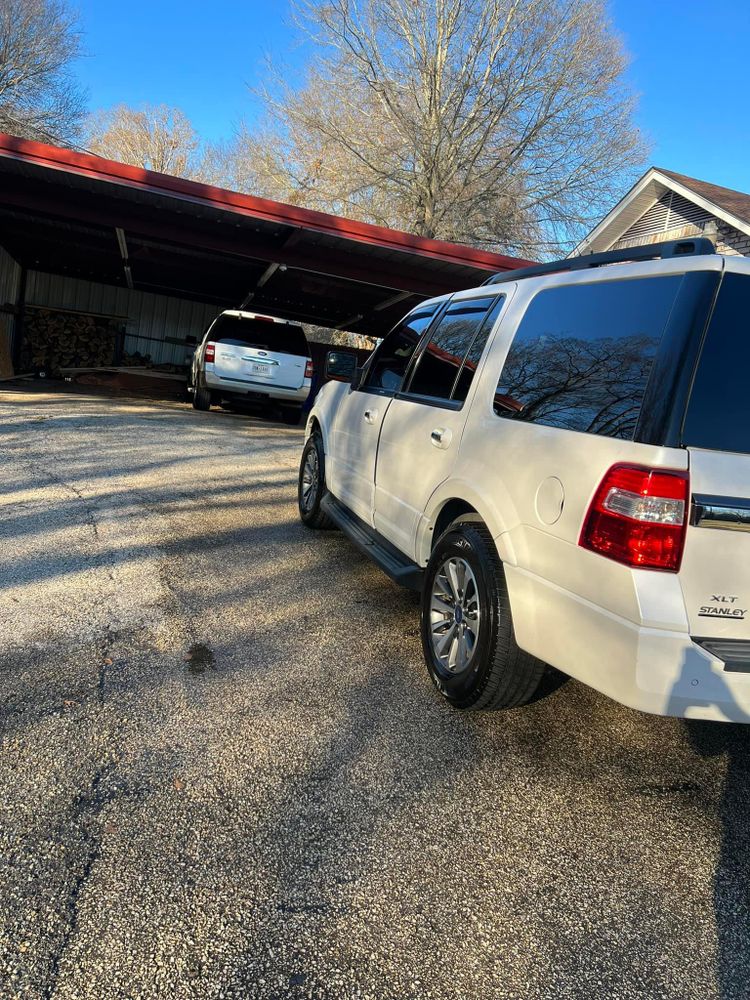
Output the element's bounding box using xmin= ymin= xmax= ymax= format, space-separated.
xmin=0 ymin=132 xmax=533 ymax=273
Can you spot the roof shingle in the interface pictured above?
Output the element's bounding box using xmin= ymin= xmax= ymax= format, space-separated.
xmin=658 ymin=168 xmax=750 ymax=226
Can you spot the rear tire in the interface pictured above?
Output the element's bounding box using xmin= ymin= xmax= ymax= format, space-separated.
xmin=421 ymin=520 xmax=545 ymax=710
xmin=298 ymin=431 xmax=334 ymax=529
xmin=192 ymin=384 xmax=212 ymax=411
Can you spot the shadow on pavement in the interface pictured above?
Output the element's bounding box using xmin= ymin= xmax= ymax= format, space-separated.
xmin=683 ymin=717 xmax=750 ymax=999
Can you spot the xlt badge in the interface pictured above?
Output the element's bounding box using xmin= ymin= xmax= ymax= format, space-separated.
xmin=698 ymin=595 xmax=747 ymax=620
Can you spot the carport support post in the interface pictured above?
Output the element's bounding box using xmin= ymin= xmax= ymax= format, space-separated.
xmin=11 ymin=266 xmax=27 ymax=370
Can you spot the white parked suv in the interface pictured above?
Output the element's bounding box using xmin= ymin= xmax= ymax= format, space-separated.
xmin=190 ymin=310 xmax=312 ymax=423
xmin=298 ymin=238 xmax=750 ymax=723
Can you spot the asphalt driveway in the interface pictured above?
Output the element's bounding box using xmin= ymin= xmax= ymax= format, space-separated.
xmin=2 ymin=390 xmax=750 ymax=1000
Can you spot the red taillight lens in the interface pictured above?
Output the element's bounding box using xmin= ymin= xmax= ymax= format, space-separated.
xmin=579 ymin=464 xmax=689 ymax=571
xmin=205 ymin=342 xmax=216 ymax=363
xmin=304 ymin=359 xmax=313 ymax=379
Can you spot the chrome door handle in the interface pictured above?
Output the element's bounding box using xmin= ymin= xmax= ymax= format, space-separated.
xmin=431 ymin=427 xmax=452 ymax=448
xmin=364 ymin=409 xmax=378 ymax=424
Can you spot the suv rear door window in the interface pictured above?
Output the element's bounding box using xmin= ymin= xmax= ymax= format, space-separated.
xmin=209 ymin=316 xmax=309 ymax=357
xmin=363 ymin=303 xmax=439 ymax=393
xmin=683 ymin=272 xmax=750 ymax=454
xmin=494 ymin=275 xmax=682 ymax=439
xmin=452 ymin=296 xmax=505 ymax=403
xmin=405 ymin=295 xmax=500 ymax=402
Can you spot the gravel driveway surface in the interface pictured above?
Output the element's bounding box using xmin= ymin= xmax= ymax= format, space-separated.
xmin=2 ymin=390 xmax=750 ymax=1000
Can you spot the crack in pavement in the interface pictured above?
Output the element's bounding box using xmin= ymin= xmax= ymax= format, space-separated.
xmin=43 ymin=756 xmax=122 ymax=1000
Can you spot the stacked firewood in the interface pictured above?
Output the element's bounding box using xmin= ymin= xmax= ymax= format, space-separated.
xmin=20 ymin=307 xmax=121 ymax=374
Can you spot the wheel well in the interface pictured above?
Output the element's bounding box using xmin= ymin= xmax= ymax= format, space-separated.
xmin=432 ymin=499 xmax=479 ymax=548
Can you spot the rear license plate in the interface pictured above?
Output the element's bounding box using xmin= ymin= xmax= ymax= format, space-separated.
xmin=251 ymin=364 xmax=271 ymax=375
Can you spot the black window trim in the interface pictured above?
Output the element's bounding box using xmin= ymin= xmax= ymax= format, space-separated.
xmin=638 ymin=269 xmax=722 ymax=447
xmin=677 ymin=267 xmax=750 ymax=454
xmin=394 ymin=391 xmax=464 ymax=411
xmin=397 ymin=292 xmax=505 ymax=410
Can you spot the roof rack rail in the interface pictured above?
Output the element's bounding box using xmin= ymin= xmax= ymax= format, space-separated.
xmin=482 ymin=237 xmax=717 ymax=286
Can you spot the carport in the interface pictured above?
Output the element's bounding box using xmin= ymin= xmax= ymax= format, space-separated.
xmin=0 ymin=132 xmax=531 ymax=378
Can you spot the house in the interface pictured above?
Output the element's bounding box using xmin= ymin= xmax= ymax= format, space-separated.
xmin=574 ymin=167 xmax=750 ymax=257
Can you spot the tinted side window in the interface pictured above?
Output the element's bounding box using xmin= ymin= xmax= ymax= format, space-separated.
xmin=452 ymin=296 xmax=505 ymax=403
xmin=363 ymin=304 xmax=439 ymax=392
xmin=683 ymin=273 xmax=750 ymax=454
xmin=406 ymin=296 xmax=498 ymax=401
xmin=494 ymin=276 xmax=682 ymax=439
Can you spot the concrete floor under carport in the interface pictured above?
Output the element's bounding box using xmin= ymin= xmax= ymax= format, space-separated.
xmin=0 ymin=131 xmax=531 ymax=385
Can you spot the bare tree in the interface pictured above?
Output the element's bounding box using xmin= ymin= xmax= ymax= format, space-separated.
xmin=85 ymin=104 xmax=204 ymax=176
xmin=305 ymin=323 xmax=378 ymax=350
xmin=233 ymin=0 xmax=647 ymax=256
xmin=0 ymin=0 xmax=85 ymax=145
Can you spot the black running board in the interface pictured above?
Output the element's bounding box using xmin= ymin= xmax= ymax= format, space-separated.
xmin=321 ymin=494 xmax=424 ymax=591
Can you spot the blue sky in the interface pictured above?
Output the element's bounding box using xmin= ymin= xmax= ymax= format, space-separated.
xmin=73 ymin=0 xmax=750 ymax=193
xmin=72 ymin=0 xmax=300 ymax=140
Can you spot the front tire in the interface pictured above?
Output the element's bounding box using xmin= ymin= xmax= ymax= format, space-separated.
xmin=298 ymin=431 xmax=334 ymax=529
xmin=421 ymin=520 xmax=545 ymax=710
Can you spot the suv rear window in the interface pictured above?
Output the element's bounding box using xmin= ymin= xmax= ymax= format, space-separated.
xmin=209 ymin=316 xmax=310 ymax=357
xmin=683 ymin=272 xmax=750 ymax=455
xmin=494 ymin=275 xmax=682 ymax=439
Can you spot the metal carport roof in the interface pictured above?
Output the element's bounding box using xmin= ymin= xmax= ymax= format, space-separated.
xmin=0 ymin=133 xmax=532 ymax=337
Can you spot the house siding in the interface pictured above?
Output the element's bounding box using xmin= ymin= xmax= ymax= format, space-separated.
xmin=610 ymin=190 xmax=750 ymax=258
xmin=612 ymin=191 xmax=714 ymax=249
xmin=715 ymin=224 xmax=750 ymax=256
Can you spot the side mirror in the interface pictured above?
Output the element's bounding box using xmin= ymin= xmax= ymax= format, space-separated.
xmin=325 ymin=350 xmax=357 ymax=383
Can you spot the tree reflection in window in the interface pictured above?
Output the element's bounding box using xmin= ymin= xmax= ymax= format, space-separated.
xmin=365 ymin=304 xmax=438 ymax=392
xmin=494 ymin=276 xmax=682 ymax=440
xmin=408 ymin=296 xmax=497 ymax=401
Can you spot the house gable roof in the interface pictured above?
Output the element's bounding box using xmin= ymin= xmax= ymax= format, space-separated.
xmin=573 ymin=167 xmax=750 ymax=256
xmin=658 ymin=169 xmax=750 ymax=227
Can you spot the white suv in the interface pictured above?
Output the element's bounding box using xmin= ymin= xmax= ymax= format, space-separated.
xmin=298 ymin=238 xmax=750 ymax=724
xmin=190 ymin=310 xmax=312 ymax=423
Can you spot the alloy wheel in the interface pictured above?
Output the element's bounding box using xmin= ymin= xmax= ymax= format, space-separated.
xmin=429 ymin=556 xmax=481 ymax=673
xmin=301 ymin=447 xmax=319 ymax=512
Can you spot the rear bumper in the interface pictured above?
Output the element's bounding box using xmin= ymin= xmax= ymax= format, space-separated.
xmin=505 ymin=565 xmax=750 ymax=723
xmin=204 ymin=371 xmax=310 ymax=403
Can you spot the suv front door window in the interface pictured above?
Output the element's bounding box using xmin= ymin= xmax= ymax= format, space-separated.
xmin=327 ymin=301 xmax=441 ymax=523
xmin=373 ymin=294 xmax=506 ymax=556
xmin=362 ymin=304 xmax=440 ymax=393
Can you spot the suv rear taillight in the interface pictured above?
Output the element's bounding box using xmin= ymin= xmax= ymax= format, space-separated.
xmin=304 ymin=359 xmax=313 ymax=379
xmin=580 ymin=464 xmax=689 ymax=571
xmin=204 ymin=342 xmax=216 ymax=363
